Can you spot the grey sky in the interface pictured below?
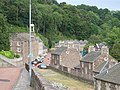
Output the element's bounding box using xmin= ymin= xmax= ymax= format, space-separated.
xmin=57 ymin=0 xmax=120 ymax=10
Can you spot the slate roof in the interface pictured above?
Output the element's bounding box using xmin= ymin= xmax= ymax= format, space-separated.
xmin=81 ymin=51 xmax=101 ymax=62
xmin=74 ymin=64 xmax=80 ymax=69
xmin=11 ymin=33 xmax=36 ymax=41
xmin=93 ymin=61 xmax=109 ymax=73
xmin=51 ymin=46 xmax=67 ymax=55
xmin=94 ymin=63 xmax=120 ymax=84
xmin=43 ymin=46 xmax=47 ymax=49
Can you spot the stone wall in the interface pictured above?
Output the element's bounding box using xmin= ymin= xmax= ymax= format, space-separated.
xmin=0 ymin=54 xmax=24 ymax=67
xmin=50 ymin=65 xmax=94 ymax=85
xmin=94 ymin=79 xmax=120 ymax=90
xmin=25 ymin=63 xmax=57 ymax=90
xmin=0 ymin=60 xmax=24 ymax=67
xmin=0 ymin=62 xmax=15 ymax=68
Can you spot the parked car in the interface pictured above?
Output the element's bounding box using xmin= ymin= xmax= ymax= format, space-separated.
xmin=38 ymin=64 xmax=47 ymax=69
xmin=37 ymin=57 xmax=43 ymax=63
xmin=31 ymin=57 xmax=43 ymax=67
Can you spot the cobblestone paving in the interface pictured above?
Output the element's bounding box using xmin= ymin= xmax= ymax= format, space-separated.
xmin=13 ymin=68 xmax=32 ymax=90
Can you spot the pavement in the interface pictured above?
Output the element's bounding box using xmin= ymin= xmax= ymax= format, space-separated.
xmin=0 ymin=68 xmax=22 ymax=90
xmin=13 ymin=68 xmax=32 ymax=90
xmin=0 ymin=67 xmax=33 ymax=90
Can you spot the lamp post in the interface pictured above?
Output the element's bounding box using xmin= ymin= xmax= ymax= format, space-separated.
xmin=29 ymin=0 xmax=32 ymax=85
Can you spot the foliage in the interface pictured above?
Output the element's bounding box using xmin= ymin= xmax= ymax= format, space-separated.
xmin=0 ymin=50 xmax=20 ymax=59
xmin=0 ymin=51 xmax=15 ymax=59
xmin=8 ymin=24 xmax=28 ymax=33
xmin=110 ymin=42 xmax=120 ymax=61
xmin=36 ymin=33 xmax=49 ymax=47
xmin=0 ymin=13 xmax=10 ymax=51
xmin=0 ymin=0 xmax=120 ymax=60
xmin=14 ymin=54 xmax=20 ymax=58
xmin=88 ymin=34 xmax=103 ymax=44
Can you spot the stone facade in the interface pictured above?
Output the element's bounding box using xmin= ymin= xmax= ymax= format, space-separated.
xmin=94 ymin=63 xmax=120 ymax=90
xmin=51 ymin=47 xmax=81 ymax=69
xmin=55 ymin=40 xmax=87 ymax=52
xmin=51 ymin=45 xmax=118 ymax=86
xmin=77 ymin=45 xmax=117 ymax=82
xmin=10 ymin=33 xmax=43 ymax=63
xmin=95 ymin=79 xmax=120 ymax=90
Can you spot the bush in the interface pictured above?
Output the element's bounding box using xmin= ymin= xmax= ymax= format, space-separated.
xmin=15 ymin=54 xmax=20 ymax=58
xmin=4 ymin=51 xmax=14 ymax=59
xmin=0 ymin=50 xmax=19 ymax=59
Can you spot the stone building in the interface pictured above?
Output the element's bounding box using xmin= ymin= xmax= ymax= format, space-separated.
xmin=76 ymin=45 xmax=117 ymax=81
xmin=10 ymin=32 xmax=43 ymax=63
xmin=55 ymin=40 xmax=87 ymax=52
xmin=94 ymin=63 xmax=120 ymax=90
xmin=51 ymin=46 xmax=81 ymax=69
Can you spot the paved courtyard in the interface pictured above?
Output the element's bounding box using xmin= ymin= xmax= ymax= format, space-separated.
xmin=0 ymin=68 xmax=22 ymax=90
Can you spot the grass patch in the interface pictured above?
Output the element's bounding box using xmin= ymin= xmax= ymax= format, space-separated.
xmin=36 ymin=68 xmax=94 ymax=90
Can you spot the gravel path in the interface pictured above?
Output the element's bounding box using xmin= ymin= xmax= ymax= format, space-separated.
xmin=13 ymin=68 xmax=32 ymax=90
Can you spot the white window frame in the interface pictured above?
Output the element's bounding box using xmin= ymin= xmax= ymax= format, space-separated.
xmin=85 ymin=67 xmax=87 ymax=74
xmin=17 ymin=42 xmax=21 ymax=46
xmin=66 ymin=51 xmax=69 ymax=54
xmin=81 ymin=62 xmax=84 ymax=68
xmin=89 ymin=64 xmax=91 ymax=69
xmin=17 ymin=48 xmax=21 ymax=52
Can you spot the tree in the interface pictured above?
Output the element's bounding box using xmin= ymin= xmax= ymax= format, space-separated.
xmin=88 ymin=34 xmax=103 ymax=44
xmin=110 ymin=42 xmax=120 ymax=61
xmin=0 ymin=14 xmax=10 ymax=51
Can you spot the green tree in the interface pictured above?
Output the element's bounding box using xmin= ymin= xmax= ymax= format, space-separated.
xmin=0 ymin=14 xmax=10 ymax=51
xmin=110 ymin=42 xmax=120 ymax=61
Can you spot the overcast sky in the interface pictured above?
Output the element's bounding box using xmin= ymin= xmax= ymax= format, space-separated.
xmin=57 ymin=0 xmax=120 ymax=10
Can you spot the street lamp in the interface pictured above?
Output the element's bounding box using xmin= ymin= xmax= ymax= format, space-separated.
xmin=29 ymin=0 xmax=32 ymax=85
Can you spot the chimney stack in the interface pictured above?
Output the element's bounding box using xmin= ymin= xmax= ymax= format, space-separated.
xmin=101 ymin=46 xmax=109 ymax=55
xmin=88 ymin=46 xmax=95 ymax=53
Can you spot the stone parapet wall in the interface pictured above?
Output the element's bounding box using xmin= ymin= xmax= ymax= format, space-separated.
xmin=0 ymin=54 xmax=23 ymax=67
xmin=25 ymin=63 xmax=57 ymax=90
xmin=0 ymin=62 xmax=15 ymax=68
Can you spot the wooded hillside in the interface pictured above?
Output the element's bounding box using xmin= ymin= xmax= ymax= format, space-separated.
xmin=0 ymin=0 xmax=120 ymax=61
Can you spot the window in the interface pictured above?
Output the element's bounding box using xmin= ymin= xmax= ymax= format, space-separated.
xmin=68 ymin=45 xmax=70 ymax=48
xmin=66 ymin=51 xmax=69 ymax=54
xmin=17 ymin=42 xmax=21 ymax=46
xmin=85 ymin=67 xmax=87 ymax=74
xmin=52 ymin=55 xmax=54 ymax=60
xmin=89 ymin=64 xmax=91 ymax=69
xmin=81 ymin=62 xmax=84 ymax=68
xmin=81 ymin=69 xmax=83 ymax=74
xmin=17 ymin=48 xmax=21 ymax=52
xmin=54 ymin=56 xmax=57 ymax=65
